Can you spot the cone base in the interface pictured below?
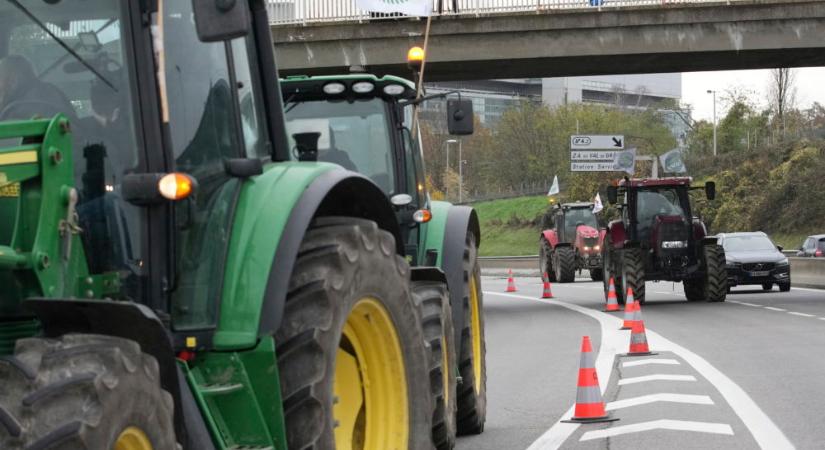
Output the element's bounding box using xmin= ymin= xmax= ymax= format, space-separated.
xmin=620 ymin=325 xmax=633 ymax=330
xmin=621 ymin=351 xmax=658 ymax=357
xmin=604 ymin=307 xmax=621 ymax=312
xmin=507 ymin=288 xmax=517 ymax=292
xmin=561 ymin=415 xmax=619 ymax=424
xmin=542 ymin=295 xmax=553 ymax=299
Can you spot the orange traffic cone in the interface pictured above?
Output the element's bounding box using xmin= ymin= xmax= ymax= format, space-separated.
xmin=562 ymin=336 xmax=618 ymax=424
xmin=506 ymin=269 xmax=517 ymax=292
xmin=620 ymin=288 xmax=637 ymax=330
xmin=542 ymin=275 xmax=554 ymax=299
xmin=604 ymin=277 xmax=620 ymax=312
xmin=624 ymin=314 xmax=656 ymax=357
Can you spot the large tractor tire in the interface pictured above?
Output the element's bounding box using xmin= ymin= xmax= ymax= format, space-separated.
xmin=553 ymin=246 xmax=576 ymax=283
xmin=0 ymin=334 xmax=176 ymax=450
xmin=275 ymin=217 xmax=432 ymax=450
xmin=539 ymin=238 xmax=556 ymax=282
xmin=411 ymin=280 xmax=457 ymax=450
xmin=456 ymin=233 xmax=487 ymax=435
xmin=683 ymin=245 xmax=727 ymax=302
xmin=621 ymin=248 xmax=646 ymax=305
xmin=589 ymin=268 xmax=604 ymax=282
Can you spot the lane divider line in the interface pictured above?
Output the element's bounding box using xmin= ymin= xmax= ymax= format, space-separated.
xmin=739 ymin=302 xmax=762 ymax=307
xmin=605 ymin=393 xmax=714 ymax=411
xmin=818 ymin=317 xmax=825 ymax=321
xmin=764 ymin=307 xmax=787 ymax=312
xmin=622 ymin=358 xmax=680 ymax=368
xmin=579 ymin=419 xmax=734 ymax=442
xmin=787 ymin=311 xmax=815 ymax=317
xmin=618 ymin=374 xmax=697 ymax=386
xmin=486 ymin=290 xmax=794 ymax=450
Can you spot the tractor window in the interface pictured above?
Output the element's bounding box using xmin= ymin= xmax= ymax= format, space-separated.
xmin=285 ymin=98 xmax=395 ymax=194
xmin=635 ymin=188 xmax=689 ymax=241
xmin=159 ymin=0 xmax=244 ymax=329
xmin=230 ymin=37 xmax=267 ymax=159
xmin=0 ymin=2 xmax=144 ymax=300
xmin=563 ymin=209 xmax=598 ymax=239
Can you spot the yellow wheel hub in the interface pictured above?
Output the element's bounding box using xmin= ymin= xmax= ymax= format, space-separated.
xmin=114 ymin=427 xmax=153 ymax=450
xmin=334 ymin=298 xmax=408 ymax=450
xmin=469 ymin=275 xmax=482 ymax=394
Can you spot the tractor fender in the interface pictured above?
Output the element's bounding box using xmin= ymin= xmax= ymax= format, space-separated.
xmin=411 ymin=266 xmax=449 ymax=284
xmin=214 ymin=162 xmax=401 ymax=349
xmin=692 ymin=218 xmax=708 ymax=240
xmin=541 ymin=229 xmax=559 ymax=249
xmin=701 ymin=236 xmax=718 ymax=245
xmin=607 ymin=220 xmax=627 ymax=249
xmin=425 ymin=201 xmax=480 ymax=350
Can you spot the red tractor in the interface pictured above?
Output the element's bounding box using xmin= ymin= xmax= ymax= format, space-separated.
xmin=540 ymin=202 xmax=606 ymax=282
xmin=601 ymin=177 xmax=726 ymax=304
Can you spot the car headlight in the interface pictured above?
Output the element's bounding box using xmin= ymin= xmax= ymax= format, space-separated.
xmin=662 ymin=240 xmax=687 ymax=249
xmin=776 ymin=258 xmax=789 ymax=267
xmin=726 ymin=260 xmax=741 ymax=267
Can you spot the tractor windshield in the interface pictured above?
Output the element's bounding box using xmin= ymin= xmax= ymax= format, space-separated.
xmin=285 ymin=98 xmax=396 ymax=194
xmin=564 ymin=208 xmax=598 ymax=237
xmin=0 ymin=1 xmax=144 ymax=299
xmin=634 ymin=187 xmax=690 ymax=241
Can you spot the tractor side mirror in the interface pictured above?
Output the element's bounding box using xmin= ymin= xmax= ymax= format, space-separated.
xmin=606 ymin=186 xmax=618 ymax=204
xmin=705 ymin=181 xmax=716 ymax=200
xmin=447 ymin=99 xmax=474 ymax=135
xmin=292 ymin=132 xmax=320 ymax=162
xmin=192 ymin=0 xmax=251 ymax=42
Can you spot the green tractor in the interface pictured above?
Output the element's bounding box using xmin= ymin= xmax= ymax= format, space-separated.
xmin=280 ymin=73 xmax=487 ymax=448
xmin=0 ymin=1 xmax=481 ymax=449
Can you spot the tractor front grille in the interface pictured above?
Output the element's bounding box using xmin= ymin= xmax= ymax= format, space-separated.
xmin=583 ymin=237 xmax=598 ymax=248
xmin=0 ymin=319 xmax=40 ymax=356
xmin=742 ymin=262 xmax=775 ymax=272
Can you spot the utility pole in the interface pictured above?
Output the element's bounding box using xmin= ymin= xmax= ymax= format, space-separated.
xmin=707 ymin=89 xmax=717 ymax=156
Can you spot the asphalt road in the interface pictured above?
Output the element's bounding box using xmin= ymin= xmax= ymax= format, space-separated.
xmin=455 ymin=275 xmax=825 ymax=450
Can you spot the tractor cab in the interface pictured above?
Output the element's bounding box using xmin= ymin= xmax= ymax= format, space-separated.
xmin=551 ymin=202 xmax=600 ymax=244
xmin=617 ymin=178 xmax=694 ymax=252
xmin=280 ymin=74 xmax=473 ymax=263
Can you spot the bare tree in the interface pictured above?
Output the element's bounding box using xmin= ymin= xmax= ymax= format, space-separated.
xmin=768 ymin=68 xmax=797 ymax=135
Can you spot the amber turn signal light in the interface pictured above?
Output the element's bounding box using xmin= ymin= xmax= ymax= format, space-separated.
xmin=158 ymin=173 xmax=195 ymax=201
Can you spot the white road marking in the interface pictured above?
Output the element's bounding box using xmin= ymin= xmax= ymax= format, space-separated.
xmin=739 ymin=302 xmax=762 ymax=307
xmin=622 ymin=358 xmax=680 ymax=368
xmin=618 ymin=374 xmax=697 ymax=385
xmin=486 ymin=289 xmax=794 ymax=450
xmin=788 ymin=311 xmax=815 ymax=317
xmin=819 ymin=317 xmax=825 ymax=321
xmin=791 ymin=286 xmax=825 ymax=293
xmin=579 ymin=419 xmax=734 ymax=442
xmin=606 ymin=393 xmax=714 ymax=411
xmin=764 ymin=307 xmax=787 ymax=312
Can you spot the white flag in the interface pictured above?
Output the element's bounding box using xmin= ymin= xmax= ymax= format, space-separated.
xmin=356 ymin=0 xmax=431 ymax=16
xmin=547 ymin=175 xmax=559 ymax=196
xmin=593 ymin=193 xmax=603 ymax=214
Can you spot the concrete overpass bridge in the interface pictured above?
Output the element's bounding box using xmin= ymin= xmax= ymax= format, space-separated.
xmin=267 ymin=0 xmax=825 ymax=81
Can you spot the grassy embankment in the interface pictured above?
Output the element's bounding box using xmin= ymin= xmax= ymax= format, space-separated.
xmin=472 ymin=196 xmax=550 ymax=257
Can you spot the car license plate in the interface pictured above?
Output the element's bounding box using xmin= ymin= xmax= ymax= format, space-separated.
xmin=749 ymin=271 xmax=769 ymax=277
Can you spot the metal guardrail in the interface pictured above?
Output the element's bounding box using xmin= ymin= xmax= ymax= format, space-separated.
xmin=268 ymin=0 xmax=757 ymax=25
xmin=479 ymin=255 xmax=825 ymax=289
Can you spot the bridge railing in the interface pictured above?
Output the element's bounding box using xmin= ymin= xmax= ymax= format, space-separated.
xmin=268 ymin=0 xmax=738 ymax=25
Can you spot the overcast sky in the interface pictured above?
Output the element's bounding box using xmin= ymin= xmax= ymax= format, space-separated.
xmin=683 ymin=67 xmax=825 ymax=122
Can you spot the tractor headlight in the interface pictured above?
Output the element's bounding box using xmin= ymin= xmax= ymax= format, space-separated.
xmin=323 ymin=82 xmax=346 ymax=95
xmin=584 ymin=246 xmax=591 ymax=251
xmin=352 ymin=81 xmax=375 ymax=94
xmin=383 ymin=84 xmax=405 ymax=96
xmin=594 ymin=245 xmax=600 ymax=251
xmin=662 ymin=240 xmax=687 ymax=249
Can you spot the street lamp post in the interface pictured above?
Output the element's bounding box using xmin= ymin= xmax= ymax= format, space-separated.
xmin=707 ymin=89 xmax=717 ymax=157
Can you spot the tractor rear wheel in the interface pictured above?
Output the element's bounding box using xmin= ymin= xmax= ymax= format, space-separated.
xmin=276 ymin=217 xmax=432 ymax=450
xmin=589 ymin=268 xmax=603 ymax=282
xmin=539 ymin=239 xmax=556 ymax=282
xmin=554 ymin=247 xmax=576 ymax=283
xmin=0 ymin=334 xmax=176 ymax=450
xmin=621 ymin=248 xmax=646 ymax=304
xmin=683 ymin=278 xmax=705 ymax=301
xmin=704 ymin=245 xmax=728 ymax=302
xmin=456 ymin=233 xmax=487 ymax=435
xmin=411 ymin=280 xmax=457 ymax=450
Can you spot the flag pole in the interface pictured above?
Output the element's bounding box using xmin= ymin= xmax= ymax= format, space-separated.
xmin=411 ymin=14 xmax=433 ymax=133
